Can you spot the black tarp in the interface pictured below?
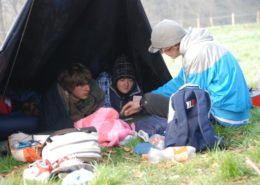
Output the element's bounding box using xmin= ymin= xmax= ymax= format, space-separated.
xmin=0 ymin=0 xmax=172 ymax=141
xmin=0 ymin=0 xmax=171 ymax=93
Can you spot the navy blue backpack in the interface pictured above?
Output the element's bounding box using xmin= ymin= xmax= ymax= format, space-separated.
xmin=165 ymin=85 xmax=224 ymax=152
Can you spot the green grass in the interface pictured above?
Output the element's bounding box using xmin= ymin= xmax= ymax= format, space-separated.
xmin=0 ymin=111 xmax=259 ymax=185
xmin=95 ymin=107 xmax=260 ymax=185
xmin=0 ymin=155 xmax=25 ymax=173
xmin=1 ymin=24 xmax=260 ymax=185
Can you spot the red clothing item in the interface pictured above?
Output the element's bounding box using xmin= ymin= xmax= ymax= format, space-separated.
xmin=0 ymin=96 xmax=13 ymax=114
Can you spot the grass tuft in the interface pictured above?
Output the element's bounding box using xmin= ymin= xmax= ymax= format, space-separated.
xmin=0 ymin=155 xmax=25 ymax=174
xmin=219 ymin=154 xmax=249 ymax=180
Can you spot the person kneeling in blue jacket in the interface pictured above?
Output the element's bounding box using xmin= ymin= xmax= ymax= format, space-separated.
xmin=121 ymin=19 xmax=252 ymax=128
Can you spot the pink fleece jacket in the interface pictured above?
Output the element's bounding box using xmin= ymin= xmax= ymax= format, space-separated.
xmin=74 ymin=107 xmax=134 ymax=147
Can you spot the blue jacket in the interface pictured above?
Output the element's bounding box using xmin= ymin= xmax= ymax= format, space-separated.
xmin=152 ymin=28 xmax=252 ymax=127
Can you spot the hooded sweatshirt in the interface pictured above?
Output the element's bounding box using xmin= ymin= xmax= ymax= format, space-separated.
xmin=97 ymin=55 xmax=142 ymax=113
xmin=152 ymin=28 xmax=252 ymax=127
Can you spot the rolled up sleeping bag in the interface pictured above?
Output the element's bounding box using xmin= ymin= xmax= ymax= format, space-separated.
xmin=0 ymin=112 xmax=39 ymax=141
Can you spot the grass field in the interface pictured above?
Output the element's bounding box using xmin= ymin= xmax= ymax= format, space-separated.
xmin=0 ymin=24 xmax=260 ymax=185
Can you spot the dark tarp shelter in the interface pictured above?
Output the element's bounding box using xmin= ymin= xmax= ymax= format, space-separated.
xmin=0 ymin=0 xmax=171 ymax=140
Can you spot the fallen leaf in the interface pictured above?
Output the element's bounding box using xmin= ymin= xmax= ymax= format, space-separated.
xmin=122 ymin=147 xmax=131 ymax=152
xmin=180 ymin=181 xmax=194 ymax=185
xmin=133 ymin=170 xmax=144 ymax=178
xmin=157 ymin=160 xmax=176 ymax=169
xmin=200 ymin=153 xmax=208 ymax=158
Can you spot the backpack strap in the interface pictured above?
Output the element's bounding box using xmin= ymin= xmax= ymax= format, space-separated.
xmin=193 ymin=89 xmax=217 ymax=148
xmin=46 ymin=127 xmax=97 ymax=143
xmin=171 ymin=90 xmax=189 ymax=145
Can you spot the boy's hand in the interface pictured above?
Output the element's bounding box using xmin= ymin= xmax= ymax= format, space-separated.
xmin=120 ymin=101 xmax=141 ymax=117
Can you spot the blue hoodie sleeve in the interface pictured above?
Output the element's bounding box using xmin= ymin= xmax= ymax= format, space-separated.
xmin=152 ymin=68 xmax=185 ymax=97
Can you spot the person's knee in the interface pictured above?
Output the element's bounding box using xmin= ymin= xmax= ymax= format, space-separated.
xmin=142 ymin=93 xmax=169 ymax=118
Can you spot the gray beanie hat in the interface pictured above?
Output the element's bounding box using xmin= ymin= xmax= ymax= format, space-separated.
xmin=148 ymin=19 xmax=186 ymax=53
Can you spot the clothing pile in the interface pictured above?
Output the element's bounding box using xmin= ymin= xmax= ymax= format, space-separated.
xmin=74 ymin=107 xmax=135 ymax=147
xmin=13 ymin=127 xmax=101 ymax=185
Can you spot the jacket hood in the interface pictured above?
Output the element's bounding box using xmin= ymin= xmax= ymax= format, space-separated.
xmin=180 ymin=28 xmax=214 ymax=55
xmin=110 ymin=79 xmax=142 ymax=98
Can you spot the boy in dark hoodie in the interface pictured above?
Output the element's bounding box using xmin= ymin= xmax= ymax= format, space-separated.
xmin=98 ymin=54 xmax=142 ymax=113
xmin=98 ymin=55 xmax=167 ymax=136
